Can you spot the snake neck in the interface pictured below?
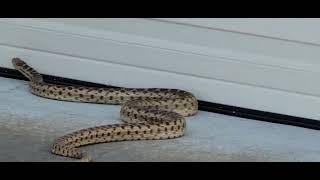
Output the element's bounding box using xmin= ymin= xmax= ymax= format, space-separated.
xmin=12 ymin=58 xmax=43 ymax=83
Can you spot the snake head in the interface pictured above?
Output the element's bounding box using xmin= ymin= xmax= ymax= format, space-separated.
xmin=12 ymin=58 xmax=26 ymax=68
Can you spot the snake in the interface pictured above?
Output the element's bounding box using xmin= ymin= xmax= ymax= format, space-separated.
xmin=12 ymin=58 xmax=198 ymax=162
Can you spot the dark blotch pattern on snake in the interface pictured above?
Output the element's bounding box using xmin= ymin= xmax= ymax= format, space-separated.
xmin=12 ymin=58 xmax=198 ymax=162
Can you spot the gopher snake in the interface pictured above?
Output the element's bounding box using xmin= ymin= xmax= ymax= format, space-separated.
xmin=12 ymin=58 xmax=198 ymax=162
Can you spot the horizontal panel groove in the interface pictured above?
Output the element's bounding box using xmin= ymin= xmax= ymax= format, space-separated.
xmin=0 ymin=18 xmax=319 ymax=120
xmin=1 ymin=20 xmax=320 ymax=98
xmin=0 ymin=19 xmax=319 ymax=73
xmin=0 ymin=43 xmax=318 ymax=98
xmin=152 ymin=18 xmax=320 ymax=46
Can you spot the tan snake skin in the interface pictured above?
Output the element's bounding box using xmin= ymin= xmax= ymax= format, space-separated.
xmin=12 ymin=58 xmax=198 ymax=162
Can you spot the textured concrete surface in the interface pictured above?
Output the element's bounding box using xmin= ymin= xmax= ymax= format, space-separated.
xmin=1 ymin=76 xmax=320 ymax=162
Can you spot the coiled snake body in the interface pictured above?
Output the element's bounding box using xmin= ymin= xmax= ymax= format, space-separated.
xmin=12 ymin=58 xmax=198 ymax=162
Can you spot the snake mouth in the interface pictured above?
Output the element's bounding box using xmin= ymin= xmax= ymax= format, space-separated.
xmin=12 ymin=58 xmax=26 ymax=67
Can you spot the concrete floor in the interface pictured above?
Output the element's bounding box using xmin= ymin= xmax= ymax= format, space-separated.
xmin=1 ymin=76 xmax=320 ymax=162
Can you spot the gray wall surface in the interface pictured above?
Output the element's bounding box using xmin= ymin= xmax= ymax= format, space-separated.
xmin=0 ymin=18 xmax=319 ymax=119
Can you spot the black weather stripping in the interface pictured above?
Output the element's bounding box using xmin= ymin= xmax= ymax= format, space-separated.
xmin=1 ymin=66 xmax=320 ymax=131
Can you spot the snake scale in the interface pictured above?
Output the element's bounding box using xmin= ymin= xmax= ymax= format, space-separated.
xmin=12 ymin=58 xmax=198 ymax=162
